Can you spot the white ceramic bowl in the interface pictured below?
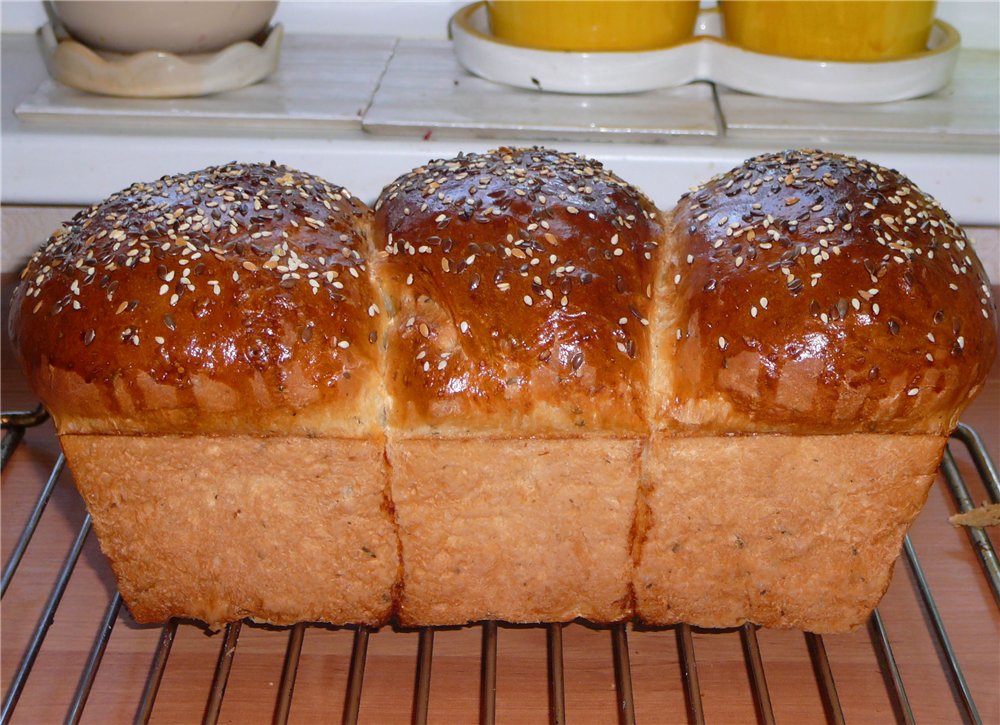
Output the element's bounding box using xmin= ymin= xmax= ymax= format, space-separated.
xmin=51 ymin=1 xmax=278 ymax=55
xmin=450 ymin=2 xmax=961 ymax=102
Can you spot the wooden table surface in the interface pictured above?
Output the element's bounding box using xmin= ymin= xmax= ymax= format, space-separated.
xmin=2 ymin=273 xmax=998 ymax=725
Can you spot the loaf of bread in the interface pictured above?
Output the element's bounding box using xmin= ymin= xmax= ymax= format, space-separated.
xmin=640 ymin=149 xmax=995 ymax=630
xmin=374 ymin=148 xmax=661 ymax=624
xmin=8 ymin=163 xmax=399 ymax=626
xmin=8 ymin=149 xmax=996 ymax=632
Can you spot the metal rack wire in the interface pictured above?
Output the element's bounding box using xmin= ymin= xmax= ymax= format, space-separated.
xmin=1 ymin=408 xmax=997 ymax=725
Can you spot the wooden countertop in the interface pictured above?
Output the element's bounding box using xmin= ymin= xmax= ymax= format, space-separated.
xmin=2 ymin=273 xmax=998 ymax=725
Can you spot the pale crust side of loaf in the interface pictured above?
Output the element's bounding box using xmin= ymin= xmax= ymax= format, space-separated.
xmin=389 ymin=437 xmax=641 ymax=626
xmin=62 ymin=435 xmax=399 ymax=628
xmin=635 ymin=433 xmax=943 ymax=632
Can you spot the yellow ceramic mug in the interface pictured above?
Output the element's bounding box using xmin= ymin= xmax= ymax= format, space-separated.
xmin=720 ymin=1 xmax=937 ymax=61
xmin=487 ymin=1 xmax=701 ymax=52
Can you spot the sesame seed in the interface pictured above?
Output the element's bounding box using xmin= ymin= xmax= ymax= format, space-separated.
xmin=523 ymin=295 xmax=533 ymax=306
xmin=718 ymin=336 xmax=728 ymax=351
xmin=907 ymin=388 xmax=919 ymax=396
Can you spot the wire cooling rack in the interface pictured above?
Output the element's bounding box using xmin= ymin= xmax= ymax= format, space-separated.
xmin=1 ymin=408 xmax=997 ymax=725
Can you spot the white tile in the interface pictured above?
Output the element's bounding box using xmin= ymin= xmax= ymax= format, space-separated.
xmin=15 ymin=34 xmax=395 ymax=132
xmin=363 ymin=39 xmax=720 ymax=143
xmin=717 ymin=49 xmax=999 ymax=147
xmin=967 ymin=227 xmax=1000 ymax=285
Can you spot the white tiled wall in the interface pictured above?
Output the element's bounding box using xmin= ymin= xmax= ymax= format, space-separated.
xmin=3 ymin=0 xmax=999 ymax=50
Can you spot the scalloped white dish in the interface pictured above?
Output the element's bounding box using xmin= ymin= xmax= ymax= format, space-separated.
xmin=39 ymin=21 xmax=283 ymax=98
xmin=450 ymin=3 xmax=961 ymax=102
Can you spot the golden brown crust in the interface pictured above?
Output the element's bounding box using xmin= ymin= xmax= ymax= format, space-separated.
xmin=635 ymin=433 xmax=943 ymax=632
xmin=655 ymin=149 xmax=997 ymax=435
xmin=63 ymin=435 xmax=398 ymax=628
xmin=389 ymin=437 xmax=639 ymax=626
xmin=374 ymin=147 xmax=662 ymax=436
xmin=8 ymin=162 xmax=384 ymax=436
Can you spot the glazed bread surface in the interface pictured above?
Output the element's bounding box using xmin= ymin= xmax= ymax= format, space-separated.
xmin=373 ymin=147 xmax=663 ymax=437
xmin=8 ymin=162 xmax=385 ymax=437
xmin=655 ymin=149 xmax=997 ymax=435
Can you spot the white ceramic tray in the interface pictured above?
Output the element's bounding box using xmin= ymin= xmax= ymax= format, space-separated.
xmin=450 ymin=2 xmax=962 ymax=102
xmin=39 ymin=20 xmax=282 ymax=98
xmin=716 ymin=48 xmax=1000 ymax=147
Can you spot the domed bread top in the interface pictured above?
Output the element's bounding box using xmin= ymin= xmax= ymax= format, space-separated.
xmin=373 ymin=147 xmax=663 ymax=436
xmin=655 ymin=149 xmax=997 ymax=435
xmin=9 ymin=162 xmax=385 ymax=436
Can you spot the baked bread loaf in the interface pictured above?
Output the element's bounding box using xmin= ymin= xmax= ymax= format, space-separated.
xmin=373 ymin=148 xmax=661 ymax=625
xmin=638 ymin=149 xmax=997 ymax=630
xmin=8 ymin=162 xmax=398 ymax=627
xmin=9 ymin=149 xmax=995 ymax=633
